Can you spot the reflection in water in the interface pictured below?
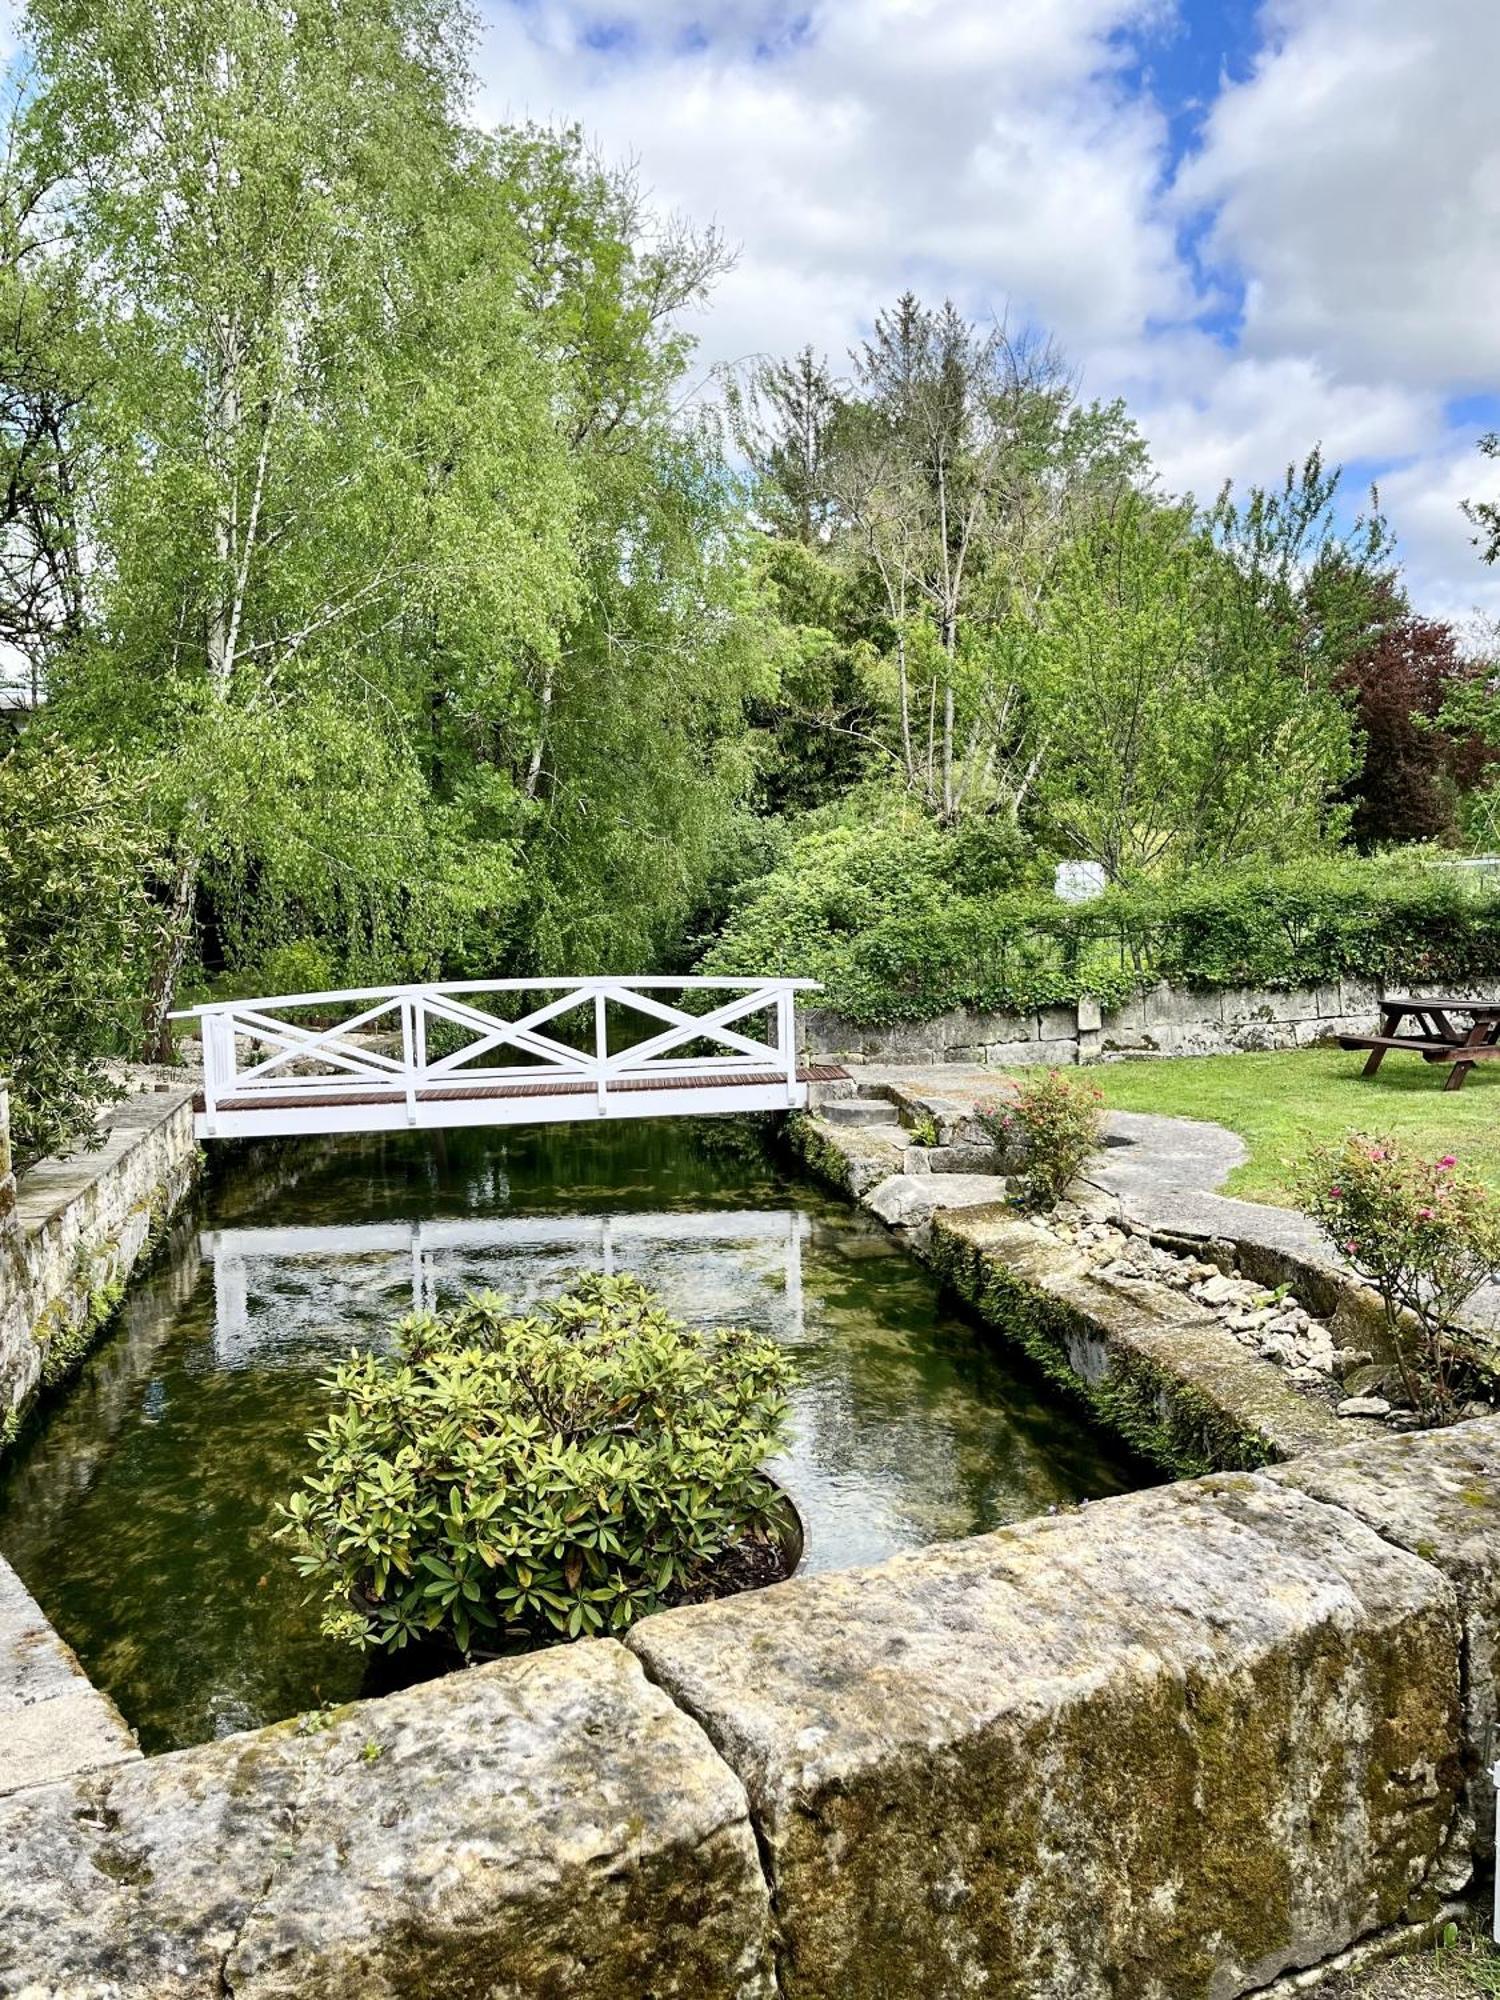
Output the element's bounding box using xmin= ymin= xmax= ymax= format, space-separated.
xmin=0 ymin=1120 xmax=1146 ymax=1751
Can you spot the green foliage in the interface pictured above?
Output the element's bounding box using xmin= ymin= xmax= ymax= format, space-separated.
xmin=0 ymin=737 xmax=161 ymax=1160
xmin=1025 ymin=477 xmax=1368 ymax=879
xmin=1299 ymin=1135 xmax=1500 ymax=1421
xmin=709 ymin=838 xmax=1500 ymax=1026
xmin=975 ymin=1070 xmax=1104 ymax=1208
xmin=2 ymin=15 xmax=770 ymax=1028
xmin=277 ymin=1273 xmax=796 ymax=1657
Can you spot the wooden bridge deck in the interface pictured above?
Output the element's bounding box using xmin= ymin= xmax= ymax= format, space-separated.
xmin=197 ymin=1065 xmax=847 ymax=1117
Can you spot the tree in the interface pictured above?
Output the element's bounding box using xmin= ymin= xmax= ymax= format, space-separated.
xmin=0 ymin=738 xmax=161 ymax=1161
xmin=6 ymin=16 xmax=764 ymax=1036
xmin=1467 ymin=433 xmax=1500 ymax=565
xmin=821 ymin=294 xmax=1146 ymax=823
xmin=731 ymin=345 xmax=843 ymax=545
xmin=1028 ymin=474 xmax=1372 ymax=881
xmin=1338 ymin=613 xmax=1492 ymax=848
xmin=485 ymin=126 xmax=772 ymax=974
xmin=20 ymin=0 xmax=579 ymax=1049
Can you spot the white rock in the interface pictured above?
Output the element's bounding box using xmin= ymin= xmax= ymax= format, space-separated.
xmin=1337 ymin=1397 xmax=1393 ymax=1419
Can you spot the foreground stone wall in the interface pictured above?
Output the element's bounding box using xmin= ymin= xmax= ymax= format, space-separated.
xmin=802 ymin=977 xmax=1490 ymax=1067
xmin=7 ymin=1418 xmax=1500 ymax=1997
xmin=0 ymin=1082 xmax=200 ymax=1448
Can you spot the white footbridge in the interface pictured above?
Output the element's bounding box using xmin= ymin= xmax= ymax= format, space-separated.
xmin=173 ymin=977 xmax=842 ymax=1141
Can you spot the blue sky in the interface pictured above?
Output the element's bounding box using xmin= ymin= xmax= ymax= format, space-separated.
xmin=476 ymin=0 xmax=1500 ymax=621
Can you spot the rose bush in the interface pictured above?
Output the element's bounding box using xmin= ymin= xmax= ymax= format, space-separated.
xmin=1299 ymin=1135 xmax=1500 ymax=1421
xmin=975 ymin=1067 xmax=1104 ymax=1209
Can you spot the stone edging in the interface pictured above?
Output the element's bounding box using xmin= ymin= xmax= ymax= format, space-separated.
xmin=787 ymin=1102 xmax=1380 ymax=1473
xmin=5 ymin=1418 xmax=1500 ymax=1996
xmin=0 ymin=1082 xmax=201 ymax=1453
xmin=5 ymin=1097 xmax=1500 ymax=1995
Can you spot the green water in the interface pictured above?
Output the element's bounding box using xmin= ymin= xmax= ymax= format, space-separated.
xmin=0 ymin=1120 xmax=1145 ymax=1752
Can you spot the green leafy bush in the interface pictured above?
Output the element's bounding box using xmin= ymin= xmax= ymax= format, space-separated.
xmin=975 ymin=1068 xmax=1104 ymax=1208
xmin=1299 ymin=1135 xmax=1500 ymax=1421
xmin=278 ymin=1273 xmax=797 ymax=1656
xmin=0 ymin=738 xmax=162 ymax=1162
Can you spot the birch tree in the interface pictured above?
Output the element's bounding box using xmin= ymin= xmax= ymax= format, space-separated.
xmin=18 ymin=0 xmax=579 ymax=1046
xmin=829 ymin=294 xmax=1144 ymax=823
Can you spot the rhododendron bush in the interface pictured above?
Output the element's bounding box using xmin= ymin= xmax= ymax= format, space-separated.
xmin=1300 ymin=1135 xmax=1500 ymax=1421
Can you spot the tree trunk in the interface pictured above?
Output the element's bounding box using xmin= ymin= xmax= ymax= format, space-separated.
xmin=940 ymin=613 xmax=957 ymax=820
xmin=140 ymin=849 xmax=199 ymax=1064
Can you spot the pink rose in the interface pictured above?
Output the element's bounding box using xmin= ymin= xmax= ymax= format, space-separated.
xmin=1418 ymin=1207 xmax=1434 ymax=1220
xmin=1329 ymin=1184 xmax=1342 ymax=1197
xmin=1438 ymin=1155 xmax=1457 ymax=1169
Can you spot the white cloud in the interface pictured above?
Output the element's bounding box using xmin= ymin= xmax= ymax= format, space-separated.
xmin=474 ymin=1 xmax=1500 ymax=611
xmin=473 ymin=0 xmax=1187 ymax=368
xmin=1178 ymin=0 xmax=1500 ymax=389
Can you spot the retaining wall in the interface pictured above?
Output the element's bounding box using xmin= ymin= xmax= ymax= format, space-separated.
xmin=3 ymin=1420 xmax=1499 ymax=1997
xmin=0 ymin=1082 xmax=200 ymax=1448
xmin=803 ymin=977 xmax=1490 ymax=1067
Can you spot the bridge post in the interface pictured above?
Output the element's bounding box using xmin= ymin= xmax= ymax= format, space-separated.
xmin=400 ymin=998 xmax=418 ymax=1126
xmin=780 ymin=987 xmax=798 ymax=1107
xmin=201 ymin=1013 xmax=234 ymax=1137
xmin=594 ymin=990 xmax=609 ymax=1115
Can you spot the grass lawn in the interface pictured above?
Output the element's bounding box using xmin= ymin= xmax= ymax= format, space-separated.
xmin=1064 ymin=1044 xmax=1500 ymax=1205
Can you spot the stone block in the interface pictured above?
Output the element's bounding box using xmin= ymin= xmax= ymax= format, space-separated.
xmin=1270 ymin=1416 xmax=1500 ymax=1859
xmin=1340 ymin=979 xmax=1382 ymax=1018
xmin=1036 ymin=1006 xmax=1075 ymax=1043
xmin=1076 ymin=992 xmax=1103 ymax=1034
xmin=0 ymin=1555 xmax=138 ymax=1797
xmin=866 ymin=1174 xmax=1008 ymax=1231
xmin=1146 ymin=981 xmax=1226 ymax=1030
xmin=630 ymin=1476 xmax=1461 ymax=2000
xmin=1102 ymin=992 xmax=1150 ymax=1035
xmin=0 ymin=1640 xmax=774 ymax=2000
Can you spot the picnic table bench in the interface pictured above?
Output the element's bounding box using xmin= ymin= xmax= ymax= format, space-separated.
xmin=1339 ymin=996 xmax=1500 ymax=1092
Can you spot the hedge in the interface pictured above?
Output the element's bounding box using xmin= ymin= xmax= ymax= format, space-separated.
xmin=706 ymin=857 xmax=1500 ymax=1027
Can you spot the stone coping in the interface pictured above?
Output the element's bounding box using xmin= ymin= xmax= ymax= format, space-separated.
xmin=6 ymin=1421 xmax=1500 ymax=1996
xmin=0 ymin=1556 xmax=138 ymax=1798
xmin=788 ymin=1103 xmax=1379 ymax=1472
xmin=2 ymin=1081 xmax=201 ymax=1451
xmin=9 ymin=1090 xmax=198 ymax=1239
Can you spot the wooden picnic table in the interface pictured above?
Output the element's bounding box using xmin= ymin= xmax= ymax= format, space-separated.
xmin=1339 ymin=995 xmax=1500 ymax=1092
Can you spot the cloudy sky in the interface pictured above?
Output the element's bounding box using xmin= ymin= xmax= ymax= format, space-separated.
xmin=472 ymin=0 xmax=1500 ymax=620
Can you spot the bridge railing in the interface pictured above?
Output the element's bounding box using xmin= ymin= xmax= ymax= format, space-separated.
xmin=172 ymin=976 xmax=822 ymax=1131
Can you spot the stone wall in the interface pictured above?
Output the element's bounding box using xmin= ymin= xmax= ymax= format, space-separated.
xmin=802 ymin=977 xmax=1487 ymax=1067
xmin=5 ymin=1419 xmax=1500 ymax=1997
xmin=0 ymin=1082 xmax=200 ymax=1448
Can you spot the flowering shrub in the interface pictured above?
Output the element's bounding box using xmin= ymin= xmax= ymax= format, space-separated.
xmin=1299 ymin=1136 xmax=1500 ymax=1421
xmin=277 ymin=1273 xmax=796 ymax=1655
xmin=975 ymin=1067 xmax=1104 ymax=1209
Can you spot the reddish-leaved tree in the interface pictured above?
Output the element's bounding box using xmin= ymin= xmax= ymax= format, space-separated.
xmin=1337 ymin=615 xmax=1495 ymax=847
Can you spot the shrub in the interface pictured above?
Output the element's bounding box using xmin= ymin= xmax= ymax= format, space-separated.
xmin=976 ymin=1067 xmax=1104 ymax=1209
xmin=1299 ymin=1135 xmax=1500 ymax=1421
xmin=703 ymin=835 xmax=1500 ymax=1028
xmin=277 ymin=1273 xmax=797 ymax=1656
xmin=0 ymin=737 xmax=162 ymax=1163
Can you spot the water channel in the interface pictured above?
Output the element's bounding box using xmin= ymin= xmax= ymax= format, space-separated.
xmin=0 ymin=1119 xmax=1147 ymax=1752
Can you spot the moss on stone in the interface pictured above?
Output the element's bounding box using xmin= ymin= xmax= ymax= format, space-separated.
xmin=926 ymin=1214 xmax=1280 ymax=1477
xmin=5 ymin=1177 xmax=186 ymax=1464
